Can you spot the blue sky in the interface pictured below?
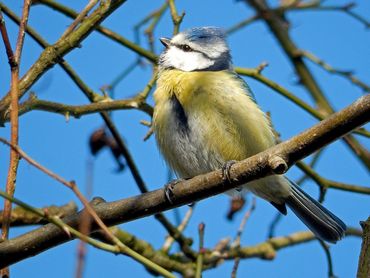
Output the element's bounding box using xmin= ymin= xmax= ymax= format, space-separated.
xmin=0 ymin=0 xmax=369 ymax=277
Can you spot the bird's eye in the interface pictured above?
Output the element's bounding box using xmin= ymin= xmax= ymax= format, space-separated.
xmin=180 ymin=44 xmax=192 ymax=52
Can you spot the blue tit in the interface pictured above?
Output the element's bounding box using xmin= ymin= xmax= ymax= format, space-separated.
xmin=153 ymin=27 xmax=346 ymax=243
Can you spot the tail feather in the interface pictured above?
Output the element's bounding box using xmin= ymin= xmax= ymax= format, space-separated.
xmin=285 ymin=181 xmax=346 ymax=243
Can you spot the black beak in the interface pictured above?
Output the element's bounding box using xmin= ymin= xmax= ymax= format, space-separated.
xmin=160 ymin=37 xmax=171 ymax=48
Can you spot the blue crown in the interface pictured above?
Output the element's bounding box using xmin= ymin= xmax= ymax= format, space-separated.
xmin=182 ymin=27 xmax=226 ymax=43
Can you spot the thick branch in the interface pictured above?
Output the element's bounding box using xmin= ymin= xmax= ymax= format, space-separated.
xmin=0 ymin=94 xmax=368 ymax=268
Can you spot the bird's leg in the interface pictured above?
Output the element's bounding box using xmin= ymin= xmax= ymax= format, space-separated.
xmin=164 ymin=178 xmax=186 ymax=204
xmin=222 ymin=160 xmax=242 ymax=192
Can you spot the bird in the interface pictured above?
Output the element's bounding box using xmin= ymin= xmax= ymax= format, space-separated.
xmin=152 ymin=26 xmax=346 ymax=243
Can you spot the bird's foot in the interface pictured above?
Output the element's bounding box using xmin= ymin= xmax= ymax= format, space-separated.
xmin=222 ymin=160 xmax=242 ymax=192
xmin=164 ymin=178 xmax=185 ymax=204
xmin=222 ymin=160 xmax=237 ymax=183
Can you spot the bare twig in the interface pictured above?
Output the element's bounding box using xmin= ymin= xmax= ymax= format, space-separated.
xmin=167 ymin=0 xmax=185 ymax=35
xmin=144 ymin=2 xmax=169 ymax=52
xmin=296 ymin=161 xmax=370 ymax=197
xmin=196 ymin=223 xmax=205 ymax=278
xmin=3 ymin=93 xmax=153 ymax=122
xmin=162 ymin=205 xmax=195 ymax=253
xmin=59 ymin=0 xmax=99 ymax=40
xmin=227 ymin=14 xmax=259 ymax=34
xmin=75 ymin=159 xmax=94 ymax=278
xmin=231 ymin=198 xmax=256 ymax=278
xmin=300 ymin=50 xmax=370 ymax=93
xmin=31 ymin=0 xmax=157 ymax=62
xmin=0 ymin=1 xmax=31 ymax=276
xmin=318 ymin=240 xmax=336 ymax=278
xmin=235 ymin=66 xmax=369 ymax=138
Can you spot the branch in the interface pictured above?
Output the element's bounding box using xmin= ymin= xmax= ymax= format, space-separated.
xmin=235 ymin=66 xmax=369 ymax=138
xmin=0 ymin=94 xmax=368 ymax=268
xmin=300 ymin=50 xmax=370 ymax=93
xmin=0 ymin=0 xmax=128 ymax=118
xmin=296 ymin=161 xmax=370 ymax=196
xmin=168 ymin=0 xmax=185 ymax=35
xmin=32 ymin=0 xmax=157 ymax=62
xmin=219 ymin=228 xmax=361 ymax=261
xmin=0 ymin=202 xmax=77 ymax=227
xmin=1 ymin=3 xmax=31 ymax=277
xmin=1 ymin=93 xmax=153 ymax=123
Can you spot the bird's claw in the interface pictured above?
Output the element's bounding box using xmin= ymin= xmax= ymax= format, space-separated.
xmin=222 ymin=160 xmax=242 ymax=192
xmin=164 ymin=179 xmax=185 ymax=204
xmin=222 ymin=160 xmax=237 ymax=183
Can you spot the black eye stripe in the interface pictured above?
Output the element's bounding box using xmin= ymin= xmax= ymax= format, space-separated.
xmin=173 ymin=43 xmax=213 ymax=60
xmin=176 ymin=44 xmax=192 ymax=52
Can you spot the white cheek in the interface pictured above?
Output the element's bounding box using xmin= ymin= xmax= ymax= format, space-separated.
xmin=165 ymin=47 xmax=214 ymax=71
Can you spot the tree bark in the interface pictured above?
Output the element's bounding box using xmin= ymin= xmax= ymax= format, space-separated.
xmin=357 ymin=216 xmax=370 ymax=278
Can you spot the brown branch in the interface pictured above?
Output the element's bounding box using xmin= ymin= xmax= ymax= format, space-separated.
xmin=1 ymin=93 xmax=153 ymax=123
xmin=1 ymin=1 xmax=31 ymax=276
xmin=0 ymin=202 xmax=77 ymax=227
xmin=0 ymin=93 xmax=368 ymax=268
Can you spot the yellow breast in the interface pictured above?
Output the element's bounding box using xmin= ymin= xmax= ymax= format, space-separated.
xmin=153 ymin=69 xmax=276 ymax=172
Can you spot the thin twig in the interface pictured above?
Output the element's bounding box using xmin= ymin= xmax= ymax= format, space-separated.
xmin=31 ymin=0 xmax=157 ymax=62
xmin=231 ymin=198 xmax=256 ymax=278
xmin=75 ymin=159 xmax=94 ymax=278
xmin=235 ymin=66 xmax=370 ymax=138
xmin=301 ymin=50 xmax=370 ymax=93
xmin=59 ymin=0 xmax=99 ymax=40
xmin=195 ymin=223 xmax=205 ymax=278
xmin=162 ymin=205 xmax=195 ymax=253
xmin=3 ymin=93 xmax=153 ymax=122
xmin=296 ymin=161 xmax=370 ymax=197
xmin=1 ymin=1 xmax=31 ymax=276
xmin=318 ymin=240 xmax=336 ymax=278
xmin=167 ymin=0 xmax=185 ymax=35
xmin=226 ymin=14 xmax=259 ymax=34
xmin=144 ymin=2 xmax=169 ymax=52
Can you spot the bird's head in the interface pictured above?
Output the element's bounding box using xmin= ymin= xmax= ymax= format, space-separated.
xmin=158 ymin=27 xmax=232 ymax=72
